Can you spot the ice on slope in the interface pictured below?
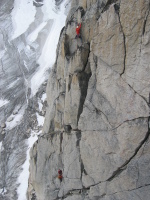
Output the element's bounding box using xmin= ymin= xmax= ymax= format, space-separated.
xmin=36 ymin=112 xmax=44 ymax=126
xmin=6 ymin=105 xmax=25 ymax=130
xmin=0 ymin=99 xmax=9 ymax=108
xmin=38 ymin=101 xmax=43 ymax=111
xmin=17 ymin=131 xmax=39 ymax=200
xmin=10 ymin=1 xmax=69 ymax=199
xmin=0 ymin=142 xmax=2 ymax=151
xmin=41 ymin=93 xmax=46 ymax=102
xmin=30 ymin=0 xmax=68 ymax=96
xmin=11 ymin=0 xmax=36 ymax=39
xmin=27 ymin=22 xmax=47 ymax=43
xmin=11 ymin=0 xmax=68 ymax=97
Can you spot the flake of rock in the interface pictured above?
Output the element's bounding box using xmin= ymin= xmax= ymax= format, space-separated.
xmin=0 ymin=127 xmax=2 ymax=134
xmin=39 ymin=111 xmax=45 ymax=116
xmin=1 ymin=123 xmax=6 ymax=128
xmin=42 ymin=82 xmax=47 ymax=86
xmin=13 ymin=110 xmax=18 ymax=115
xmin=27 ymin=129 xmax=31 ymax=134
xmin=7 ymin=116 xmax=14 ymax=122
xmin=71 ymin=190 xmax=81 ymax=194
xmin=33 ymin=0 xmax=44 ymax=7
xmin=34 ymin=129 xmax=39 ymax=133
xmin=1 ymin=131 xmax=5 ymax=135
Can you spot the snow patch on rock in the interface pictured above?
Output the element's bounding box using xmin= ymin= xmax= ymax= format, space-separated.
xmin=17 ymin=130 xmax=40 ymax=200
xmin=0 ymin=99 xmax=9 ymax=108
xmin=27 ymin=22 xmax=47 ymax=43
xmin=0 ymin=142 xmax=2 ymax=151
xmin=41 ymin=93 xmax=46 ymax=102
xmin=38 ymin=101 xmax=43 ymax=111
xmin=6 ymin=106 xmax=25 ymax=130
xmin=11 ymin=0 xmax=36 ymax=39
xmin=7 ymin=78 xmax=20 ymax=89
xmin=36 ymin=112 xmax=44 ymax=126
xmin=30 ymin=0 xmax=68 ymax=96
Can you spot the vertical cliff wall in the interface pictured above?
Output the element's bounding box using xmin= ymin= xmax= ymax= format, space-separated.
xmin=28 ymin=0 xmax=150 ymax=199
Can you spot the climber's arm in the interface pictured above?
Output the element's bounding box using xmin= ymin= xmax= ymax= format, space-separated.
xmin=79 ymin=23 xmax=81 ymax=29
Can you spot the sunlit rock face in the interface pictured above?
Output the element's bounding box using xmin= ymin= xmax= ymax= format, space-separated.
xmin=28 ymin=0 xmax=150 ymax=199
xmin=0 ymin=0 xmax=70 ymax=199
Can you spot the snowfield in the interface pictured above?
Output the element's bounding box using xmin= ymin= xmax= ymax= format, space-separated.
xmin=17 ymin=131 xmax=40 ymax=200
xmin=11 ymin=0 xmax=69 ymax=97
xmin=11 ymin=0 xmax=36 ymax=39
xmin=31 ymin=0 xmax=68 ymax=96
xmin=6 ymin=106 xmax=25 ymax=130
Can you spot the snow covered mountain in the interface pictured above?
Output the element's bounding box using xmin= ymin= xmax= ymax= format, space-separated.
xmin=0 ymin=0 xmax=70 ymax=123
xmin=0 ymin=0 xmax=71 ymax=199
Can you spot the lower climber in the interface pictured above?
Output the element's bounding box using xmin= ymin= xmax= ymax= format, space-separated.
xmin=58 ymin=169 xmax=63 ymax=181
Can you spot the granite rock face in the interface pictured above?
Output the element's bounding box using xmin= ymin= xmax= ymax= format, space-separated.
xmin=28 ymin=0 xmax=150 ymax=199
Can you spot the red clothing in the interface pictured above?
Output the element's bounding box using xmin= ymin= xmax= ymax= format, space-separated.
xmin=76 ymin=23 xmax=81 ymax=35
xmin=58 ymin=175 xmax=63 ymax=179
xmin=58 ymin=169 xmax=62 ymax=175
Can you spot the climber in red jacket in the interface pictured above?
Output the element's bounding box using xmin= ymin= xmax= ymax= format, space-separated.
xmin=58 ymin=169 xmax=63 ymax=181
xmin=75 ymin=23 xmax=82 ymax=39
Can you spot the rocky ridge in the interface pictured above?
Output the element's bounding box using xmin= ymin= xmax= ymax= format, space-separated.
xmin=28 ymin=0 xmax=150 ymax=199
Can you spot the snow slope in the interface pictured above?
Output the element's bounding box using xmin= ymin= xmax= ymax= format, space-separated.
xmin=11 ymin=0 xmax=36 ymax=39
xmin=17 ymin=131 xmax=39 ymax=200
xmin=10 ymin=1 xmax=70 ymax=199
xmin=0 ymin=99 xmax=9 ymax=108
xmin=31 ymin=0 xmax=68 ymax=96
xmin=11 ymin=0 xmax=69 ymax=97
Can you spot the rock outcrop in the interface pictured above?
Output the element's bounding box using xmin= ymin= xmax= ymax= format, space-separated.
xmin=28 ymin=0 xmax=150 ymax=199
